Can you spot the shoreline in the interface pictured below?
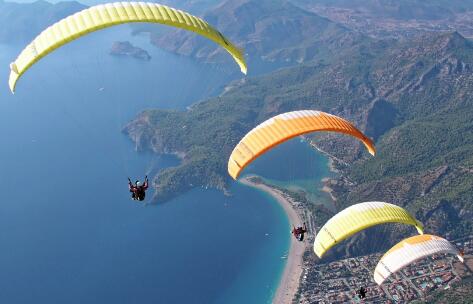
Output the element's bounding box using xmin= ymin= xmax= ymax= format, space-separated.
xmin=239 ymin=176 xmax=307 ymax=304
xmin=321 ymin=177 xmax=337 ymax=203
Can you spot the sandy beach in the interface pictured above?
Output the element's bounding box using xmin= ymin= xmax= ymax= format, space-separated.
xmin=239 ymin=176 xmax=307 ymax=304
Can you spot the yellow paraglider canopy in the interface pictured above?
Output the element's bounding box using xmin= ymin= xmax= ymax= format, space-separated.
xmin=9 ymin=1 xmax=247 ymax=93
xmin=227 ymin=110 xmax=375 ymax=180
xmin=313 ymin=201 xmax=424 ymax=258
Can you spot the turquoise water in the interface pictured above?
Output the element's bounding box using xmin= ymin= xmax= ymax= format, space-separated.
xmin=0 ymin=24 xmax=316 ymax=303
xmin=244 ymin=138 xmax=334 ymax=208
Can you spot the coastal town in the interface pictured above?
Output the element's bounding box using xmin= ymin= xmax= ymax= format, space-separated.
xmin=295 ymin=235 xmax=473 ymax=303
xmin=241 ymin=176 xmax=473 ymax=304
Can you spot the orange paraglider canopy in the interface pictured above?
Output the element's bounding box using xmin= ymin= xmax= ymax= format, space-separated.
xmin=227 ymin=110 xmax=375 ymax=179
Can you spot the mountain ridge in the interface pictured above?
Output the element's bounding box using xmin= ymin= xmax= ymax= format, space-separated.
xmin=136 ymin=0 xmax=365 ymax=69
xmin=124 ymin=31 xmax=473 ymax=240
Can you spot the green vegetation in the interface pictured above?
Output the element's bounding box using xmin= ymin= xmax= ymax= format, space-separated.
xmin=138 ymin=0 xmax=368 ymax=66
xmin=411 ymin=277 xmax=473 ymax=303
xmin=125 ymin=30 xmax=473 ymax=250
xmin=120 ymin=5 xmax=473 ymax=271
xmin=341 ymin=35 xmax=473 ymax=238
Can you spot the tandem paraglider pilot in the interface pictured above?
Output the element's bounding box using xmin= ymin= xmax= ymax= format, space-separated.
xmin=128 ymin=176 xmax=149 ymax=201
xmin=292 ymin=223 xmax=307 ymax=241
xmin=356 ymin=286 xmax=367 ymax=299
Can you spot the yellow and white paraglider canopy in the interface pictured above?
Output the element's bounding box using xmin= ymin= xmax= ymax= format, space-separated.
xmin=227 ymin=110 xmax=376 ymax=180
xmin=313 ymin=201 xmax=423 ymax=258
xmin=9 ymin=1 xmax=247 ymax=93
xmin=374 ymin=234 xmax=464 ymax=285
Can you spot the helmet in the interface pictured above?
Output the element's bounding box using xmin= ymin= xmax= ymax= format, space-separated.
xmin=136 ymin=181 xmax=141 ymax=187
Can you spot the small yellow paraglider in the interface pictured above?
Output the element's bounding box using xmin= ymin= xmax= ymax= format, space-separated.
xmin=9 ymin=2 xmax=247 ymax=93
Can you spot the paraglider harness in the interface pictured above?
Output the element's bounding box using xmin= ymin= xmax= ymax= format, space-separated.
xmin=356 ymin=287 xmax=367 ymax=299
xmin=292 ymin=223 xmax=307 ymax=241
xmin=128 ymin=176 xmax=149 ymax=201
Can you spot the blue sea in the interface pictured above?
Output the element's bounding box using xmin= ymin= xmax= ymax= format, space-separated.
xmin=0 ymin=24 xmax=329 ymax=303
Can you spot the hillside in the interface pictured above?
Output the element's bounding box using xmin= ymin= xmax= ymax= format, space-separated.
xmin=328 ymin=32 xmax=473 ymax=258
xmin=124 ymin=32 xmax=473 ymax=279
xmin=0 ymin=0 xmax=86 ymax=43
xmin=135 ymin=0 xmax=364 ymax=69
xmin=124 ymin=32 xmax=473 ymax=303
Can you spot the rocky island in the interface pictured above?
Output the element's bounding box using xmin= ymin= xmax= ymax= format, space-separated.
xmin=110 ymin=41 xmax=151 ymax=61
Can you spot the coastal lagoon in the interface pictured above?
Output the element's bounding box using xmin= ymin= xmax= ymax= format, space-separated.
xmin=0 ymin=25 xmax=328 ymax=303
xmin=244 ymin=138 xmax=334 ymax=209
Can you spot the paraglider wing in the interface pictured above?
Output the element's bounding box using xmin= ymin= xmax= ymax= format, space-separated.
xmin=374 ymin=234 xmax=464 ymax=285
xmin=9 ymin=2 xmax=247 ymax=93
xmin=313 ymin=201 xmax=424 ymax=258
xmin=227 ymin=110 xmax=375 ymax=180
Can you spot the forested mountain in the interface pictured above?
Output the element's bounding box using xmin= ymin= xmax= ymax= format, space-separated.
xmin=136 ymin=0 xmax=364 ymax=67
xmin=125 ymin=31 xmax=473 ymax=247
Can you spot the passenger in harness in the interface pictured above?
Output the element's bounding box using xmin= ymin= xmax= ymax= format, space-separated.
xmin=128 ymin=176 xmax=149 ymax=201
xmin=292 ymin=222 xmax=307 ymax=241
xmin=356 ymin=287 xmax=367 ymax=300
